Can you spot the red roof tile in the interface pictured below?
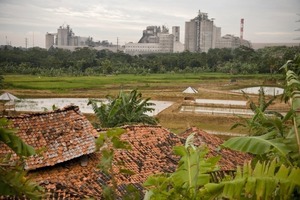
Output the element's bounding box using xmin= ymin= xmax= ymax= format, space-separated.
xmin=179 ymin=127 xmax=253 ymax=170
xmin=28 ymin=125 xmax=251 ymax=199
xmin=1 ymin=115 xmax=252 ymax=199
xmin=0 ymin=105 xmax=97 ymax=170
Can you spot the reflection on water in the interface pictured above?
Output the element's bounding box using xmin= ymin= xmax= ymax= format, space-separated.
xmin=181 ymin=105 xmax=253 ymax=116
xmin=232 ymin=86 xmax=284 ymax=95
xmin=15 ymin=98 xmax=173 ymax=116
xmin=195 ymin=99 xmax=247 ymax=106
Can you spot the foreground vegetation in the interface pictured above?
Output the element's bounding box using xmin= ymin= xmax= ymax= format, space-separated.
xmin=1 ymin=55 xmax=300 ymax=199
xmin=144 ymin=54 xmax=300 ymax=199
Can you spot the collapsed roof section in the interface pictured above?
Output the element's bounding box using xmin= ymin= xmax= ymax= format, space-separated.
xmin=29 ymin=125 xmax=251 ymax=199
xmin=0 ymin=105 xmax=97 ymax=170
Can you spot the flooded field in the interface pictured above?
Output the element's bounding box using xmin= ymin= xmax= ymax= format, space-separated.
xmin=14 ymin=98 xmax=173 ymax=116
xmin=195 ymin=99 xmax=247 ymax=106
xmin=180 ymin=105 xmax=253 ymax=116
xmin=232 ymin=86 xmax=284 ymax=96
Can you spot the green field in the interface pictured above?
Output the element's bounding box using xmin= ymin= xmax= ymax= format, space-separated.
xmin=2 ymin=73 xmax=284 ymax=134
xmin=3 ymin=73 xmax=282 ymax=97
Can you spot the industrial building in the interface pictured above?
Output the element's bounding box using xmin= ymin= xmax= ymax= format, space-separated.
xmin=45 ymin=25 xmax=122 ymax=52
xmin=185 ymin=11 xmax=251 ymax=52
xmin=216 ymin=34 xmax=252 ymax=49
xmin=125 ymin=25 xmax=184 ymax=55
xmin=45 ymin=25 xmax=91 ymax=49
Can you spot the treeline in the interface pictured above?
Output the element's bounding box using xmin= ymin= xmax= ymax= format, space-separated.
xmin=0 ymin=45 xmax=299 ymax=76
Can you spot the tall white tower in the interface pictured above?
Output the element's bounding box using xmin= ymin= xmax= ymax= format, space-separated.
xmin=240 ymin=18 xmax=244 ymax=40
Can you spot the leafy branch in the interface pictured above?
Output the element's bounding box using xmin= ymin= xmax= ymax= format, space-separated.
xmin=144 ymin=133 xmax=220 ymax=200
xmin=201 ymin=159 xmax=300 ymax=200
xmin=0 ymin=118 xmax=44 ymax=199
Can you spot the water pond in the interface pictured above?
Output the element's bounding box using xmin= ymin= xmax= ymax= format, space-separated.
xmin=180 ymin=105 xmax=253 ymax=116
xmin=14 ymin=98 xmax=173 ymax=116
xmin=232 ymin=86 xmax=284 ymax=96
xmin=195 ymin=99 xmax=247 ymax=106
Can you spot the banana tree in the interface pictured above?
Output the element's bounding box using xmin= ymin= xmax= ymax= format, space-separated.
xmin=201 ymin=159 xmax=300 ymax=200
xmin=144 ymin=133 xmax=220 ymax=200
xmin=89 ymin=89 xmax=157 ymax=128
xmin=232 ymin=87 xmax=283 ymax=136
xmin=223 ymin=54 xmax=300 ymax=167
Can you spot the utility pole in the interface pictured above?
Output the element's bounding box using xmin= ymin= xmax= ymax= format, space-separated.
xmin=25 ymin=38 xmax=28 ymax=49
xmin=117 ymin=37 xmax=119 ymax=51
xmin=33 ymin=32 xmax=34 ymax=47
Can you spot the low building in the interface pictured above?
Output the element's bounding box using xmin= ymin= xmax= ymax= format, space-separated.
xmin=45 ymin=25 xmax=118 ymax=51
xmin=216 ymin=34 xmax=252 ymax=49
xmin=125 ymin=25 xmax=184 ymax=55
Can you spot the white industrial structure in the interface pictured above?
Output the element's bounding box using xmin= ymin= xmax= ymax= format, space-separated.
xmin=125 ymin=25 xmax=184 ymax=55
xmin=185 ymin=11 xmax=251 ymax=52
xmin=217 ymin=34 xmax=252 ymax=49
xmin=185 ymin=11 xmax=221 ymax=52
xmin=45 ymin=25 xmax=122 ymax=52
xmin=46 ymin=25 xmax=91 ymax=49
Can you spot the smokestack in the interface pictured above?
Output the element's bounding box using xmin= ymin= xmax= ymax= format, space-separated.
xmin=240 ymin=18 xmax=244 ymax=40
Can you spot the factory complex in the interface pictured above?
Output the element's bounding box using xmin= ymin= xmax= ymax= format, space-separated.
xmin=45 ymin=10 xmax=252 ymax=54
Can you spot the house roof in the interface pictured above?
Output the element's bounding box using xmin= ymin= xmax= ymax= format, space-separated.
xmin=30 ymin=125 xmax=182 ymax=199
xmin=178 ymin=127 xmax=252 ymax=170
xmin=26 ymin=125 xmax=251 ymax=199
xmin=0 ymin=92 xmax=19 ymax=101
xmin=0 ymin=105 xmax=97 ymax=170
xmin=182 ymin=86 xmax=198 ymax=94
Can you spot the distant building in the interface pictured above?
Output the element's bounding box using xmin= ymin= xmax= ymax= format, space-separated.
xmin=125 ymin=25 xmax=184 ymax=55
xmin=185 ymin=10 xmax=251 ymax=52
xmin=45 ymin=33 xmax=55 ymax=50
xmin=45 ymin=25 xmax=120 ymax=51
xmin=185 ymin=11 xmax=220 ymax=52
xmin=172 ymin=26 xmax=185 ymax=52
xmin=216 ymin=34 xmax=252 ymax=49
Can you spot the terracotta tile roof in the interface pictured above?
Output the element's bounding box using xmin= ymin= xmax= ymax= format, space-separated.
xmin=0 ymin=105 xmax=97 ymax=170
xmin=28 ymin=125 xmax=181 ymax=199
xmin=114 ymin=125 xmax=182 ymax=184
xmin=178 ymin=127 xmax=253 ymax=170
xmin=1 ymin=117 xmax=252 ymax=199
xmin=26 ymin=125 xmax=251 ymax=199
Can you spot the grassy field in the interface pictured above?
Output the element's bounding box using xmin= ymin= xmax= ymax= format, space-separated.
xmin=2 ymin=73 xmax=285 ymax=135
xmin=3 ymin=73 xmax=283 ymax=99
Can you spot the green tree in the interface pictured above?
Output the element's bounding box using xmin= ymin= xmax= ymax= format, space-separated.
xmin=89 ymin=89 xmax=157 ymax=128
xmin=0 ymin=75 xmax=3 ymax=89
xmin=223 ymin=54 xmax=300 ymax=167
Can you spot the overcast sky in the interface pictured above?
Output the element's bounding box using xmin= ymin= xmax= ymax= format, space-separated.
xmin=0 ymin=0 xmax=299 ymax=48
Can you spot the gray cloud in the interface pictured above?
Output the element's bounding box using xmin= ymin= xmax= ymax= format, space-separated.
xmin=0 ymin=0 xmax=299 ymax=47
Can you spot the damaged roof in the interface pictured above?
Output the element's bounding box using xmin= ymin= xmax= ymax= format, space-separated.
xmin=0 ymin=105 xmax=97 ymax=170
xmin=1 ymin=104 xmax=252 ymax=199
xmin=30 ymin=125 xmax=182 ymax=199
xmin=179 ymin=127 xmax=252 ymax=170
xmin=27 ymin=125 xmax=250 ymax=199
